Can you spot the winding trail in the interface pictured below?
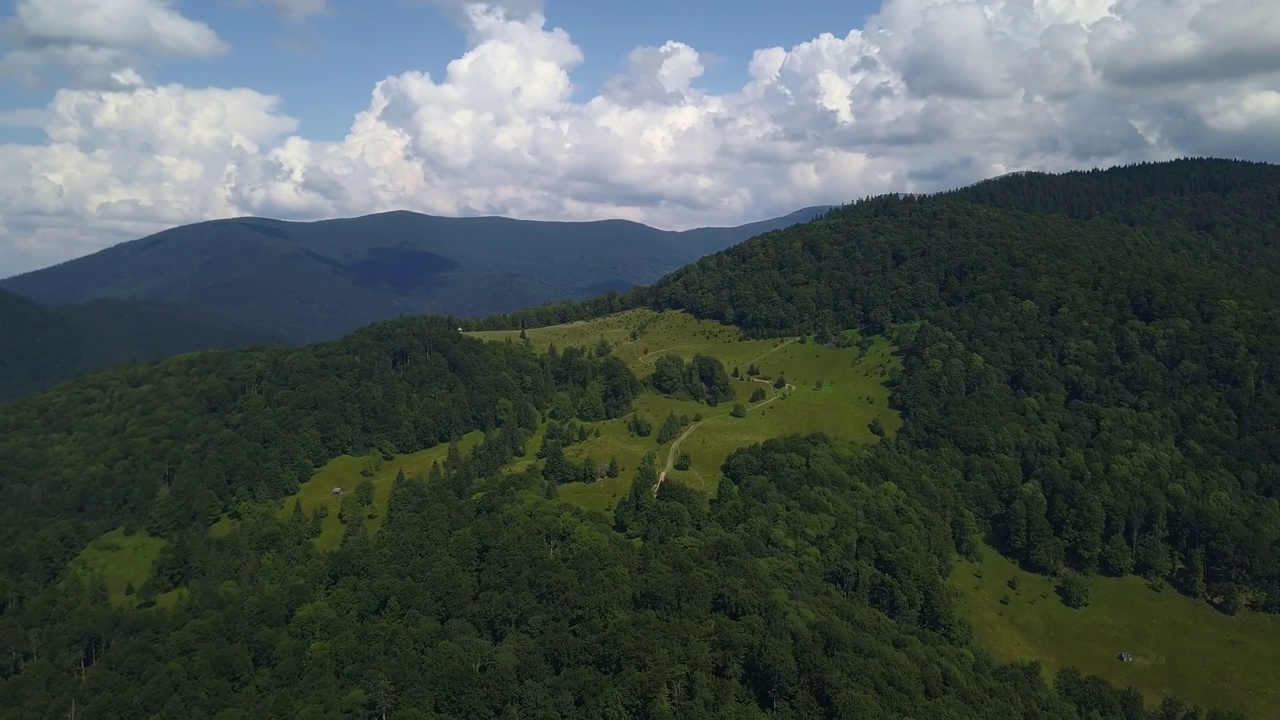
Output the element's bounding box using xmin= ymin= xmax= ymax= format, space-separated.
xmin=744 ymin=337 xmax=797 ymax=367
xmin=647 ymin=336 xmax=801 ymax=495
xmin=653 ymin=377 xmax=794 ymax=496
xmin=637 ymin=344 xmax=706 ymax=365
xmin=750 ymin=376 xmax=797 ymax=392
xmin=654 ymin=419 xmax=708 ymax=495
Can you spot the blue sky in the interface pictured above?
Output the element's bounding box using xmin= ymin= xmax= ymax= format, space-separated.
xmin=3 ymin=1 xmax=880 ymax=142
xmin=0 ymin=0 xmax=1276 ymax=276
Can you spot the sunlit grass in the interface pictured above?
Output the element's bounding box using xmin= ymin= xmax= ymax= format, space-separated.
xmin=280 ymin=430 xmax=485 ymax=551
xmin=952 ymin=544 xmax=1280 ymax=718
xmin=473 ymin=310 xmax=901 ymax=515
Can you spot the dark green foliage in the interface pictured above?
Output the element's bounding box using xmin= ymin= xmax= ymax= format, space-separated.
xmin=582 ymin=158 xmax=1280 ymax=611
xmin=1102 ymin=534 xmax=1135 ymax=577
xmin=674 ymin=451 xmax=691 ymax=471
xmin=0 ymin=314 xmax=638 ymax=606
xmin=541 ymin=442 xmax=571 ymax=483
xmin=545 ymin=346 xmax=641 ymax=421
xmin=537 ymin=419 xmax=590 ymax=456
xmin=7 ymin=433 xmax=1191 ymax=718
xmin=468 ymin=158 xmax=1280 ymax=612
xmin=868 ymin=416 xmax=885 ymax=436
xmin=656 ymin=412 xmax=683 ymax=444
xmin=730 ymin=403 xmax=747 ymax=418
xmin=0 ymin=159 xmax=1268 ymax=719
xmin=647 ymin=353 xmax=734 ymax=405
xmin=749 ymin=387 xmax=767 ymax=403
xmin=773 ymin=375 xmax=787 ymax=389
xmin=627 ymin=414 xmax=652 ymax=437
xmin=0 ymin=288 xmax=280 ymax=403
xmin=354 ymin=480 xmax=375 ymax=507
xmin=1058 ymin=574 xmax=1092 ymax=609
xmin=649 ymin=354 xmax=687 ymax=395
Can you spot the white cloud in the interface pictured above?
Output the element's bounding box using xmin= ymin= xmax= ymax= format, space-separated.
xmin=1 ymin=0 xmax=1279 ymax=277
xmin=0 ymin=0 xmax=226 ymax=88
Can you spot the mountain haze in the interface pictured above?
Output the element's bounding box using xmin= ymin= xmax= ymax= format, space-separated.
xmin=0 ymin=288 xmax=279 ymax=403
xmin=1 ymin=207 xmax=830 ymax=344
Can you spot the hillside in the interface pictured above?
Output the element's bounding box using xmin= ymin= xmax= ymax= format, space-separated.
xmin=0 ymin=288 xmax=281 ymax=403
xmin=494 ymin=159 xmax=1280 ymax=605
xmin=0 ymin=158 xmax=1274 ymax=718
xmin=0 ymin=206 xmax=828 ymax=344
xmin=465 ymin=158 xmax=1280 ymax=714
xmin=0 ymin=311 xmax=1220 ymax=719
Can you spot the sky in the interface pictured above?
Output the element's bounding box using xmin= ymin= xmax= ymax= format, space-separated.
xmin=0 ymin=0 xmax=1277 ymax=277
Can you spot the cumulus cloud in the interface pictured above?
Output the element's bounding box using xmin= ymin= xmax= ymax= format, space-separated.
xmin=0 ymin=0 xmax=226 ymax=88
xmin=1 ymin=0 xmax=1279 ymax=276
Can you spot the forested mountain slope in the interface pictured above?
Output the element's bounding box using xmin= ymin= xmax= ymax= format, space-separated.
xmin=0 ymin=288 xmax=281 ymax=403
xmin=0 ymin=158 xmax=1270 ymax=717
xmin=474 ymin=158 xmax=1280 ymax=611
xmin=0 ymin=207 xmax=828 ymax=344
xmin=0 ymin=313 xmax=1173 ymax=719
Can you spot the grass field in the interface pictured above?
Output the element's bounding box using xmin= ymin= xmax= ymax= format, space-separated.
xmin=473 ymin=310 xmax=901 ymax=515
xmin=280 ymin=430 xmax=485 ymax=550
xmin=952 ymin=544 xmax=1280 ymax=718
xmin=68 ymin=527 xmax=186 ymax=609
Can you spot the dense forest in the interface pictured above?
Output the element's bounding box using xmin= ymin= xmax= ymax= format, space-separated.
xmin=0 ymin=288 xmax=281 ymax=403
xmin=0 ymin=319 xmax=639 ymax=606
xmin=0 ymin=158 xmax=1273 ymax=717
xmin=0 ymin=431 xmax=1246 ymax=718
xmin=472 ymin=158 xmax=1280 ymax=614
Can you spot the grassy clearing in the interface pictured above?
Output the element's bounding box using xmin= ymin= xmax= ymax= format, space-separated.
xmin=473 ymin=310 xmax=901 ymax=515
xmin=951 ymin=544 xmax=1280 ymax=718
xmin=280 ymin=430 xmax=485 ymax=551
xmin=208 ymin=515 xmax=233 ymax=538
xmin=69 ymin=527 xmax=166 ymax=609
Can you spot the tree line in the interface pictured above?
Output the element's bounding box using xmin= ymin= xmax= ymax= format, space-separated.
xmin=466 ymin=159 xmax=1280 ymax=613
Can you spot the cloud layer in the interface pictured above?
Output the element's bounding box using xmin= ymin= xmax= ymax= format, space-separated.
xmin=2 ymin=0 xmax=1279 ymax=275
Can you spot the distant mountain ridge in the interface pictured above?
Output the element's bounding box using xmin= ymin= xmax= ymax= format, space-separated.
xmin=1 ymin=206 xmax=830 ymax=345
xmin=0 ymin=288 xmax=278 ymax=403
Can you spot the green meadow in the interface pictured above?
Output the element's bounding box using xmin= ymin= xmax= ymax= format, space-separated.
xmin=279 ymin=430 xmax=485 ymax=550
xmin=951 ymin=544 xmax=1280 ymax=718
xmin=220 ymin=309 xmax=900 ymax=552
xmin=69 ymin=527 xmax=184 ymax=609
xmin=474 ymin=309 xmax=901 ymax=514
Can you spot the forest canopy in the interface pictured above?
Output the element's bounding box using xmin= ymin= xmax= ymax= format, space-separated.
xmin=472 ymin=158 xmax=1280 ymax=613
xmin=0 ymin=158 xmax=1275 ymax=718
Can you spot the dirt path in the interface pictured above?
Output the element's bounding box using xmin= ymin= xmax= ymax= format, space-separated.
xmin=744 ymin=337 xmax=797 ymax=367
xmin=637 ymin=344 xmax=707 ymax=365
xmin=640 ymin=336 xmax=798 ymax=367
xmin=654 ymin=419 xmax=708 ymax=495
xmin=750 ymin=376 xmax=797 ymax=392
xmin=652 ymin=380 xmax=792 ymax=495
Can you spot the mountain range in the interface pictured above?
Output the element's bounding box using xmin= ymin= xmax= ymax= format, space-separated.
xmin=0 ymin=206 xmax=826 ymax=402
xmin=0 ymin=288 xmax=278 ymax=403
xmin=1 ymin=158 xmax=1276 ymax=718
xmin=1 ymin=206 xmax=829 ymax=345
